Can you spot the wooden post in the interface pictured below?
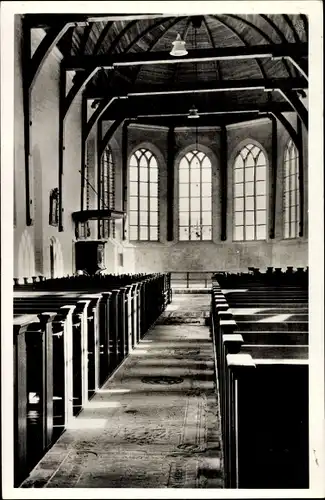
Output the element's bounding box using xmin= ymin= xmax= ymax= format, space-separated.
xmin=270 ymin=115 xmax=277 ymax=239
xmin=80 ymin=97 xmax=87 ymax=212
xmin=58 ymin=67 xmax=66 ymax=232
xmin=97 ymin=119 xmax=102 ymax=239
xmin=122 ymin=121 xmax=129 ymax=240
xmin=22 ymin=21 xmax=33 ymax=226
xmin=297 ymin=117 xmax=304 ymax=237
xmin=38 ymin=313 xmax=55 ymax=449
xmin=167 ymin=125 xmax=175 ymax=241
xmin=220 ymin=125 xmax=228 ymax=241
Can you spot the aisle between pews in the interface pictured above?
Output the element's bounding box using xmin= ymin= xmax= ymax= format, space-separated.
xmin=19 ymin=294 xmax=223 ymax=489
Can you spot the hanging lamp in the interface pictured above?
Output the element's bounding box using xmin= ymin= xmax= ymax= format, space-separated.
xmin=170 ymin=33 xmax=188 ymax=57
xmin=187 ymin=23 xmax=200 ymax=119
xmin=188 ymin=105 xmax=200 ymax=119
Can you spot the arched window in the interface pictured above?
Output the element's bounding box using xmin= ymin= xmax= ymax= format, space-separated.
xmin=100 ymin=146 xmax=115 ymax=238
xmin=129 ymin=148 xmax=159 ymax=241
xmin=18 ymin=229 xmax=35 ymax=278
xmin=80 ymin=143 xmax=91 ymax=238
xmin=233 ymin=143 xmax=267 ymax=241
xmin=178 ymin=149 xmax=212 ymax=241
xmin=49 ymin=237 xmax=64 ymax=278
xmin=49 ymin=188 xmax=59 ymax=226
xmin=283 ymin=140 xmax=300 ymax=238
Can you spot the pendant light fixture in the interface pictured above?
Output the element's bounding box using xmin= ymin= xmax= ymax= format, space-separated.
xmin=187 ymin=22 xmax=200 ymax=119
xmin=170 ymin=33 xmax=188 ymax=57
xmin=188 ymin=105 xmax=200 ymax=119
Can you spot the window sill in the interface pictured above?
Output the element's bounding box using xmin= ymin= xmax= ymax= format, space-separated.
xmin=232 ymin=239 xmax=268 ymax=243
xmin=128 ymin=240 xmax=161 ymax=244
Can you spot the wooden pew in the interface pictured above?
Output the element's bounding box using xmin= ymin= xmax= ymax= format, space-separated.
xmin=224 ymin=353 xmax=308 ymax=489
xmin=14 ymin=297 xmax=94 ymax=418
xmin=13 ymin=273 xmax=171 ymax=486
xmin=13 ymin=313 xmax=56 ymax=487
xmin=210 ymin=272 xmax=309 ymax=489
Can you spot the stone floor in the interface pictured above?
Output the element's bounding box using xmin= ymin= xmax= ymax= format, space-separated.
xmin=21 ymin=294 xmax=224 ymax=489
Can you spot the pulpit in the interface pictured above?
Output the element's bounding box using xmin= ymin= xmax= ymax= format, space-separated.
xmin=75 ymin=240 xmax=106 ymax=275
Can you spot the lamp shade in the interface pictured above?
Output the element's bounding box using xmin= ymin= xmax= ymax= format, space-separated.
xmin=170 ymin=33 xmax=188 ymax=57
xmin=188 ymin=105 xmax=200 ymax=119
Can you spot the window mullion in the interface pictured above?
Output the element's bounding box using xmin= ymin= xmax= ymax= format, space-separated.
xmin=296 ymin=153 xmax=299 ymax=237
xmin=289 ymin=157 xmax=292 ymax=238
xmin=188 ymin=159 xmax=191 ymax=240
xmin=199 ymin=155 xmax=203 ymax=241
xmin=137 ymin=159 xmax=140 ymax=240
xmin=148 ymin=159 xmax=150 ymax=241
xmin=243 ymin=154 xmax=246 ymax=240
xmin=253 ymin=155 xmax=257 ymax=240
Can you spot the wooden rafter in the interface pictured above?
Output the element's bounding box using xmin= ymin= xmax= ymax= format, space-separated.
xmin=213 ymin=15 xmax=267 ymax=79
xmin=269 ymin=111 xmax=299 ymax=151
xmin=106 ymin=20 xmax=139 ymax=55
xmin=27 ymin=24 xmax=75 ymax=89
xmin=131 ymin=17 xmax=186 ymax=84
xmin=78 ymin=21 xmax=94 ymax=55
xmin=285 ymin=57 xmax=308 ymax=81
xmin=98 ymin=117 xmax=126 ymax=160
xmin=84 ymin=97 xmax=121 ymax=141
xmin=64 ymin=68 xmax=99 ymax=118
xmin=256 ymin=14 xmax=295 ymax=77
xmin=203 ymin=18 xmax=222 ymax=80
xmin=276 ymin=89 xmax=308 ymax=129
xmin=92 ymin=21 xmax=114 ymax=55
xmin=123 ymin=17 xmax=175 ymax=53
xmin=282 ymin=14 xmax=301 ymax=44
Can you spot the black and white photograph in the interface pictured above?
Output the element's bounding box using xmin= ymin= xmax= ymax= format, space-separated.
xmin=1 ymin=1 xmax=324 ymax=498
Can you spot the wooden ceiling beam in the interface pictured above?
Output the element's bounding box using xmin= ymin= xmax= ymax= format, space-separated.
xmin=100 ymin=101 xmax=293 ymax=120
xmin=129 ymin=78 xmax=307 ymax=95
xmin=23 ymin=14 xmax=174 ymax=28
xmin=90 ymin=77 xmax=306 ymax=100
xmin=276 ymin=89 xmax=308 ymax=129
xmin=285 ymin=57 xmax=308 ymax=81
xmin=63 ymin=43 xmax=308 ymax=70
xmin=132 ymin=113 xmax=270 ymax=128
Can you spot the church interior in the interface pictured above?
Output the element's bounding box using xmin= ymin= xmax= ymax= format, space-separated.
xmin=3 ymin=4 xmax=324 ymax=494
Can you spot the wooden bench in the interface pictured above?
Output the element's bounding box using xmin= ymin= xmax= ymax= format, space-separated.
xmin=224 ymin=353 xmax=308 ymax=489
xmin=13 ymin=273 xmax=171 ymax=486
xmin=14 ymin=313 xmax=56 ymax=487
xmin=210 ymin=273 xmax=309 ymax=488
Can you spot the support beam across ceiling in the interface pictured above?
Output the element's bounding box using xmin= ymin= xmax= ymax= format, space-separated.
xmin=62 ymin=43 xmax=308 ymax=70
xmin=86 ymin=77 xmax=307 ymax=99
xmin=100 ymin=101 xmax=293 ymax=121
xmin=23 ymin=14 xmax=174 ymax=28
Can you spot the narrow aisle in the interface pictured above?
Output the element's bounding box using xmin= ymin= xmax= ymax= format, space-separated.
xmin=21 ymin=294 xmax=223 ymax=489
